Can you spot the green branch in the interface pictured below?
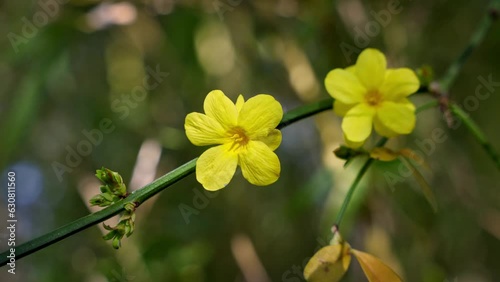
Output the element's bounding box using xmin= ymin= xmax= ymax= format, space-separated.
xmin=0 ymin=159 xmax=197 ymax=267
xmin=332 ymin=137 xmax=385 ymax=228
xmin=439 ymin=0 xmax=499 ymax=91
xmin=333 ymin=100 xmax=451 ymax=229
xmin=2 ymin=0 xmax=497 ymax=264
xmin=0 ymin=97 xmax=335 ymax=266
xmin=334 ymin=158 xmax=374 ymax=227
xmin=436 ymin=0 xmax=500 ymax=168
xmin=333 ymin=1 xmax=499 ymax=231
xmin=450 ymin=104 xmax=500 ymax=170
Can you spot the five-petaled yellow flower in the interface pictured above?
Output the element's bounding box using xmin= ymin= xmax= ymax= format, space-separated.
xmin=325 ymin=48 xmax=420 ymax=147
xmin=185 ymin=90 xmax=283 ymax=191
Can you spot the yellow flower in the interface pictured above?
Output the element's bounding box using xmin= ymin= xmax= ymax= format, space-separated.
xmin=325 ymin=48 xmax=420 ymax=147
xmin=185 ymin=90 xmax=283 ymax=191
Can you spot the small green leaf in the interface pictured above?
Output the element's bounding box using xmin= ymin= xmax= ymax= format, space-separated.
xmin=334 ymin=146 xmax=364 ymax=161
xmin=103 ymin=230 xmax=116 ymax=240
xmin=400 ymin=156 xmax=438 ymax=212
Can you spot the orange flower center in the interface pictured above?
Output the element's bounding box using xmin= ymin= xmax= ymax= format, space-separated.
xmin=365 ymin=90 xmax=383 ymax=106
xmin=228 ymin=126 xmax=249 ymax=150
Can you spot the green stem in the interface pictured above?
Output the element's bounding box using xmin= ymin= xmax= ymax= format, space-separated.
xmin=416 ymin=100 xmax=439 ymax=114
xmin=334 ymin=138 xmax=387 ymax=227
xmin=332 ymin=98 xmax=499 ymax=230
xmin=3 ymin=0 xmax=497 ymax=260
xmin=333 ymin=100 xmax=442 ymax=228
xmin=450 ymin=104 xmax=500 ymax=170
xmin=277 ymin=98 xmax=333 ymax=129
xmin=334 ymin=158 xmax=373 ymax=227
xmin=0 ymin=97 xmax=336 ymax=266
xmin=1 ymin=159 xmax=197 ymax=267
xmin=439 ymin=0 xmax=499 ymax=92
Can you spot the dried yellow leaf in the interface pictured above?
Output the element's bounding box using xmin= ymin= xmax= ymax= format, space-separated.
xmin=370 ymin=147 xmax=399 ymax=162
xmin=351 ymin=249 xmax=403 ymax=282
xmin=399 ymin=148 xmax=430 ymax=170
xmin=304 ymin=242 xmax=351 ymax=282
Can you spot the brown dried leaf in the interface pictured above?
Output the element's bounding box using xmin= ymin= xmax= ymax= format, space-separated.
xmin=351 ymin=249 xmax=403 ymax=282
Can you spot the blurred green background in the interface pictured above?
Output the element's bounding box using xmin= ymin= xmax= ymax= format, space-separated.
xmin=1 ymin=0 xmax=499 ymax=281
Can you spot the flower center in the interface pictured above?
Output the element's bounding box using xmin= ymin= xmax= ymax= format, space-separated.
xmin=365 ymin=90 xmax=383 ymax=106
xmin=228 ymin=126 xmax=249 ymax=150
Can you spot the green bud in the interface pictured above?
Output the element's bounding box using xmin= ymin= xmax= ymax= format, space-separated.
xmin=90 ymin=195 xmax=112 ymax=207
xmin=124 ymin=202 xmax=136 ymax=212
xmin=95 ymin=168 xmax=126 ymax=197
xmin=100 ymin=185 xmax=112 ymax=194
xmin=416 ymin=65 xmax=434 ymax=87
xmin=103 ymin=230 xmax=117 ymax=240
xmin=334 ymin=146 xmax=362 ymax=160
xmin=95 ymin=167 xmax=112 ymax=184
xmin=125 ymin=220 xmax=135 ymax=237
xmin=112 ymin=237 xmax=121 ymax=249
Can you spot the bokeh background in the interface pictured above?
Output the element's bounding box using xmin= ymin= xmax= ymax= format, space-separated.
xmin=1 ymin=0 xmax=499 ymax=281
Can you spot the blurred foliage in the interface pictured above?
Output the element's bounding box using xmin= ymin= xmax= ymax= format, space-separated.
xmin=0 ymin=0 xmax=499 ymax=281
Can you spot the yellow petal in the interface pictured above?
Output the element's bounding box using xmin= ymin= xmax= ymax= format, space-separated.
xmin=376 ymin=101 xmax=416 ymax=135
xmin=196 ymin=144 xmax=238 ymax=191
xmin=373 ymin=115 xmax=398 ymax=138
xmin=238 ymin=94 xmax=283 ymax=138
xmin=325 ymin=69 xmax=366 ymax=104
xmin=236 ymin=94 xmax=245 ymax=113
xmin=397 ymin=98 xmax=416 ymax=111
xmin=239 ymin=141 xmax=280 ymax=186
xmin=334 ymin=101 xmax=356 ymax=117
xmin=355 ymin=48 xmax=387 ymax=90
xmin=351 ymin=249 xmax=403 ymax=282
xmin=303 ymin=243 xmax=352 ymax=282
xmin=380 ymin=68 xmax=420 ymax=100
xmin=255 ymin=129 xmax=282 ymax=151
xmin=375 ymin=99 xmax=415 ymax=137
xmin=185 ymin=113 xmax=227 ymax=146
xmin=342 ymin=103 xmax=375 ymax=143
xmin=345 ymin=65 xmax=356 ymax=74
xmin=204 ymin=90 xmax=238 ymax=129
xmin=344 ymin=134 xmax=365 ymax=149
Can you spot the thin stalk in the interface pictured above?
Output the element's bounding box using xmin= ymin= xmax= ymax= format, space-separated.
xmin=277 ymin=98 xmax=333 ymax=129
xmin=334 ymin=138 xmax=387 ymax=227
xmin=450 ymin=104 xmax=500 ymax=170
xmin=439 ymin=0 xmax=499 ymax=92
xmin=333 ymin=100 xmax=446 ymax=228
xmin=0 ymin=97 xmax=335 ymax=266
xmin=416 ymin=100 xmax=439 ymax=114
